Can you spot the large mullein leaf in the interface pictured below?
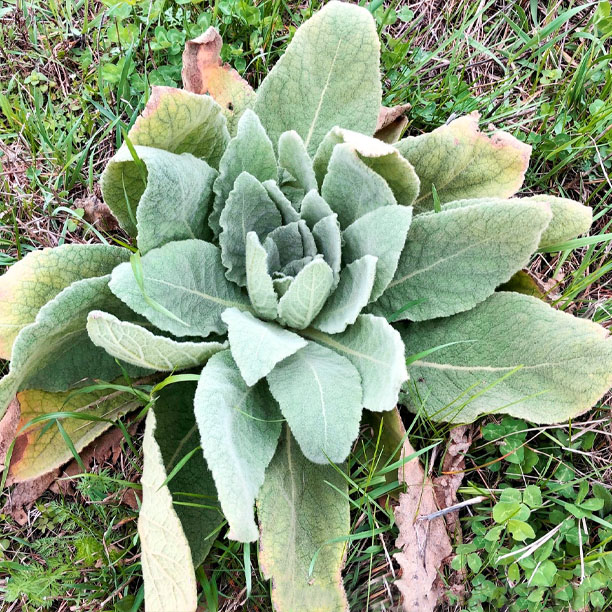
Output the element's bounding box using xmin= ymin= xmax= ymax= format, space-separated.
xmin=254 ymin=1 xmax=381 ymax=156
xmin=126 ymin=85 xmax=230 ymax=168
xmin=263 ymin=180 xmax=300 ymax=223
xmin=87 ymin=310 xmax=226 ymax=371
xmin=526 ymin=195 xmax=592 ymax=247
xmin=342 ymin=205 xmax=413 ymax=302
xmin=219 ymin=172 xmax=282 ymax=286
xmin=9 ymin=387 xmax=141 ymax=483
xmin=0 ymin=244 xmax=128 ymax=360
xmin=278 ymin=131 xmax=317 ymax=194
xmin=395 ymin=113 xmax=531 ymax=213
xmin=300 ymin=189 xmax=334 ymax=228
xmin=315 ymin=128 xmax=419 ymax=214
xmin=139 ymin=410 xmax=197 ymax=612
xmin=401 ymin=292 xmax=612 ymax=424
xmin=109 ymin=240 xmax=250 ymax=338
xmin=374 ymin=199 xmax=553 ymax=321
xmin=306 ymin=315 xmax=407 ymax=413
xmin=266 ymin=341 xmax=362 ymax=463
xmin=153 ymin=383 xmax=223 ymax=567
xmin=182 ymin=27 xmax=256 ymax=135
xmin=222 ymin=308 xmax=306 ymax=385
xmin=258 ymin=427 xmax=350 ymax=612
xmin=210 ymin=110 xmax=277 ymax=235
xmin=245 ymin=232 xmax=278 ymax=320
xmin=194 ymin=350 xmax=281 ymax=542
xmin=312 ymin=255 xmax=377 ymax=334
xmin=0 ymin=275 xmax=148 ymax=420
xmin=101 ymin=145 xmax=215 ymax=239
xmin=278 ymin=258 xmax=334 ymax=330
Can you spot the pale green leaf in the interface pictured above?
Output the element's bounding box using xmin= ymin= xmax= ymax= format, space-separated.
xmin=395 ymin=113 xmax=531 ymax=213
xmin=300 ymin=189 xmax=334 ymax=228
xmin=210 ymin=109 xmax=277 ymax=235
xmin=258 ymin=427 xmax=349 ymax=612
xmin=109 ymin=240 xmax=250 ymax=338
xmin=278 ymin=258 xmax=334 ymax=330
xmin=312 ymin=214 xmax=342 ymax=286
xmin=87 ymin=310 xmax=226 ymax=371
xmin=265 ymin=220 xmax=316 ymax=271
xmin=245 ymin=232 xmax=278 ymax=320
xmin=282 ymin=256 xmax=314 ymax=277
xmin=219 ymin=172 xmax=282 ymax=286
xmin=10 ymin=387 xmax=141 ymax=483
xmin=0 ymin=244 xmax=128 ymax=360
xmin=273 ymin=276 xmax=292 ymax=298
xmin=306 ymin=314 xmax=407 ymax=413
xmin=375 ymin=199 xmax=552 ymax=321
xmin=401 ymin=292 xmax=612 ymax=423
xmin=263 ymin=180 xmax=300 ymax=223
xmin=153 ymin=383 xmax=223 ymax=566
xmin=528 ymin=195 xmax=593 ymax=248
xmin=278 ymin=131 xmax=317 ymax=193
xmin=342 ymin=205 xmax=413 ymax=301
xmin=127 ymin=85 xmax=230 ymax=168
xmin=313 ymin=255 xmax=377 ymax=334
xmin=266 ymin=341 xmax=362 ymax=463
xmin=194 ymin=350 xmax=281 ymax=542
xmin=222 ymin=308 xmax=306 ymax=385
xmin=139 ymin=410 xmax=197 ymax=612
xmin=254 ymin=1 xmax=382 ymax=155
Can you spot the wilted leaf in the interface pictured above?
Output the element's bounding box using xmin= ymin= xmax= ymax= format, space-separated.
xmin=254 ymin=1 xmax=382 ymax=155
xmin=402 ymin=292 xmax=612 ymax=423
xmin=182 ymin=27 xmax=256 ymax=135
xmin=258 ymin=426 xmax=350 ymax=611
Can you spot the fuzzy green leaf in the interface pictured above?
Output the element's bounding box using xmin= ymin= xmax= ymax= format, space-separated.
xmin=0 ymin=244 xmax=128 ymax=360
xmin=222 ymin=308 xmax=306 ymax=385
xmin=401 ymin=292 xmax=612 ymax=423
xmin=109 ymin=240 xmax=250 ymax=338
xmin=342 ymin=205 xmax=413 ymax=302
xmin=254 ymin=1 xmax=381 ymax=155
xmin=263 ymin=180 xmax=300 ymax=223
xmin=139 ymin=410 xmax=197 ymax=612
xmin=194 ymin=351 xmax=281 ymax=542
xmin=278 ymin=131 xmax=317 ymax=193
xmin=127 ymin=85 xmax=230 ymax=168
xmin=527 ymin=195 xmax=593 ymax=247
xmin=395 ymin=113 xmax=531 ymax=213
xmin=219 ymin=172 xmax=282 ymax=286
xmin=87 ymin=310 xmax=226 ymax=371
xmin=312 ymin=214 xmax=342 ymax=286
xmin=313 ymin=255 xmax=377 ymax=334
xmin=245 ymin=232 xmax=278 ymax=320
xmin=278 ymin=258 xmax=334 ymax=329
xmin=258 ymin=427 xmax=349 ymax=612
xmin=375 ymin=199 xmax=552 ymax=321
xmin=210 ymin=109 xmax=277 ymax=235
xmin=300 ymin=189 xmax=334 ymax=228
xmin=266 ymin=341 xmax=362 ymax=463
xmin=307 ymin=314 xmax=407 ymax=413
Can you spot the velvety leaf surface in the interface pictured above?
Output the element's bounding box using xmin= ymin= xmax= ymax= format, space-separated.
xmin=219 ymin=172 xmax=282 ymax=286
xmin=300 ymin=189 xmax=334 ymax=228
xmin=528 ymin=195 xmax=592 ymax=247
xmin=263 ymin=180 xmax=300 ymax=224
xmin=245 ymin=232 xmax=278 ymax=320
xmin=182 ymin=27 xmax=256 ymax=135
xmin=342 ymin=205 xmax=413 ymax=302
xmin=222 ymin=308 xmax=306 ymax=385
xmin=258 ymin=426 xmax=349 ymax=612
xmin=210 ymin=110 xmax=277 ymax=235
xmin=395 ymin=113 xmax=531 ymax=213
xmin=375 ymin=199 xmax=552 ymax=321
xmin=87 ymin=310 xmax=226 ymax=371
xmin=312 ymin=214 xmax=342 ymax=286
xmin=306 ymin=314 xmax=407 ymax=413
xmin=313 ymin=255 xmax=377 ymax=334
xmin=266 ymin=341 xmax=362 ymax=463
xmin=265 ymin=222 xmax=306 ymax=269
xmin=10 ymin=387 xmax=141 ymax=483
xmin=109 ymin=240 xmax=250 ymax=338
xmin=0 ymin=244 xmax=128 ymax=360
xmin=278 ymin=258 xmax=334 ymax=329
xmin=278 ymin=131 xmax=317 ymax=194
xmin=401 ymin=292 xmax=612 ymax=423
xmin=139 ymin=410 xmax=197 ymax=612
xmin=0 ymin=275 xmax=148 ymax=420
xmin=153 ymin=383 xmax=223 ymax=566
xmin=254 ymin=1 xmax=381 ymax=155
xmin=127 ymin=85 xmax=229 ymax=168
xmin=194 ymin=351 xmax=281 ymax=542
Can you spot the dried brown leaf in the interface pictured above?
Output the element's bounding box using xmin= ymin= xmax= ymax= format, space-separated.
xmin=374 ymin=104 xmax=410 ymax=143
xmin=77 ymin=195 xmax=119 ymax=232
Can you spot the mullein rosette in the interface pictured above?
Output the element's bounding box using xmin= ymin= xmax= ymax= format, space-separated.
xmin=0 ymin=3 xmax=611 ymax=611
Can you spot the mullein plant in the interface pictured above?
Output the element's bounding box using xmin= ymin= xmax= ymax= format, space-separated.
xmin=0 ymin=3 xmax=610 ymax=610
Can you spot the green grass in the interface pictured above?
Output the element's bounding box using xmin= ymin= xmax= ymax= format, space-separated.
xmin=1 ymin=0 xmax=611 ymax=609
